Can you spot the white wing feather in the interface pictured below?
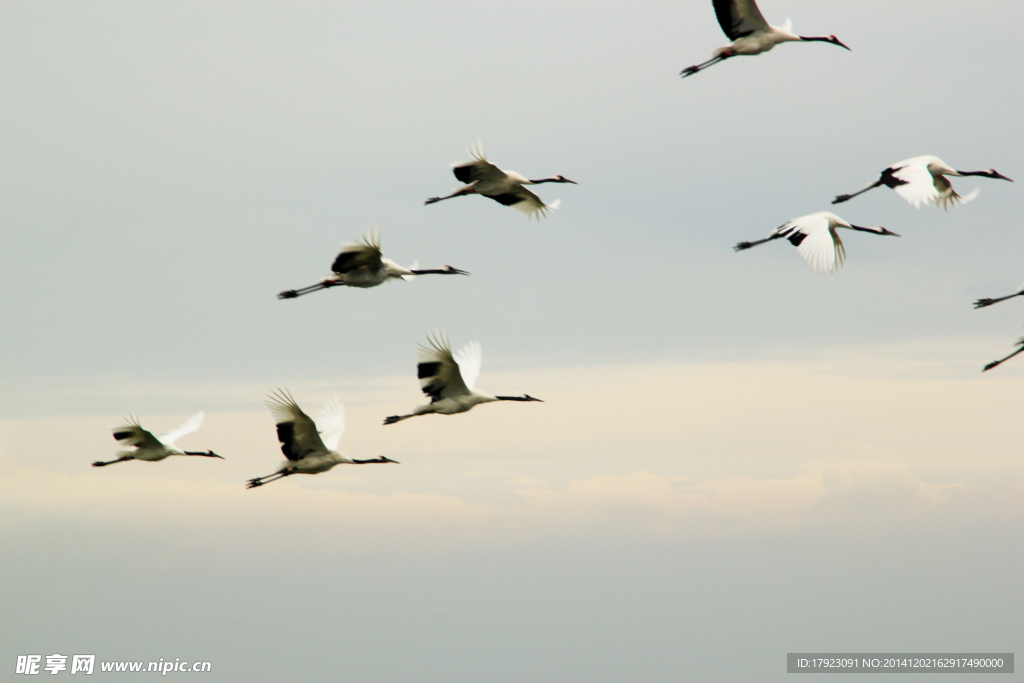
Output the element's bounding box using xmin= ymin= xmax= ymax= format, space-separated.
xmin=158 ymin=411 xmax=205 ymax=446
xmin=508 ymin=187 xmax=557 ymax=220
xmin=892 ymin=162 xmax=940 ymax=208
xmin=796 ymin=227 xmax=844 ymax=274
xmin=316 ymin=397 xmax=345 ymax=452
xmin=784 ymin=214 xmax=845 ymax=274
xmin=453 ymin=341 xmax=482 ymax=391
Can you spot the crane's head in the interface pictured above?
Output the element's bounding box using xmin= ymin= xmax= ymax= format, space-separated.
xmin=987 ymin=169 xmax=1013 ymax=181
xmin=554 ymin=175 xmax=577 ymax=184
xmin=826 ymin=35 xmax=850 ymax=50
xmin=442 ymin=265 xmax=470 ymax=275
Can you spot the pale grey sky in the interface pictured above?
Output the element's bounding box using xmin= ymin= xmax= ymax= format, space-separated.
xmin=2 ymin=1 xmax=1022 ymax=681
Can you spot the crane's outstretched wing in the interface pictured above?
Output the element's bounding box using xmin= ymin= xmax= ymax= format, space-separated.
xmin=713 ymin=0 xmax=769 ymax=40
xmin=265 ymin=388 xmax=328 ymax=461
xmin=890 ymin=162 xmax=947 ymax=208
xmin=332 ymin=229 xmax=384 ymax=274
xmin=112 ymin=415 xmax=164 ymax=450
xmin=416 ymin=332 xmax=470 ymax=402
xmin=452 ymin=142 xmax=506 ymax=185
xmin=453 ymin=341 xmax=482 ymax=391
xmin=486 ymin=186 xmax=558 ymax=220
xmin=782 ymin=214 xmax=845 ymax=274
xmin=316 ymin=397 xmax=345 ymax=452
xmin=158 ymin=411 xmax=205 ymax=447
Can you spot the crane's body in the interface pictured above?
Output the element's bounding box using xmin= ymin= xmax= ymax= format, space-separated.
xmin=833 ymin=156 xmax=1012 ymax=210
xmin=278 ymin=230 xmax=468 ymax=299
xmin=383 ymin=332 xmax=542 ymax=424
xmin=975 ymin=284 xmax=1024 ymax=309
xmin=92 ymin=412 xmax=222 ymax=467
xmin=681 ymin=0 xmax=848 ymax=78
xmin=734 ymin=211 xmax=898 ymax=274
xmin=425 ymin=143 xmax=576 ymax=220
xmin=247 ymin=390 xmax=396 ymax=488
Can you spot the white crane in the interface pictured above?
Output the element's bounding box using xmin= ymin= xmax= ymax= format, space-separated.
xmin=383 ymin=332 xmax=543 ymax=425
xmin=974 ymin=283 xmax=1024 ymax=309
xmin=833 ymin=156 xmax=1012 ymax=209
xmin=425 ymin=143 xmax=577 ymax=220
xmin=278 ymin=229 xmax=468 ymax=299
xmin=247 ymin=389 xmax=397 ymax=489
xmin=734 ymin=211 xmax=899 ymax=274
xmin=983 ymin=332 xmax=1024 ymax=372
xmin=92 ymin=412 xmax=223 ymax=467
xmin=680 ymin=0 xmax=849 ymax=78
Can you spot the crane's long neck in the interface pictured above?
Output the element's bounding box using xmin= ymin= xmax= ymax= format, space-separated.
xmin=955 ymin=169 xmax=1013 ymax=181
xmin=183 ymin=450 xmax=224 ymax=459
xmin=526 ymin=177 xmax=576 ymax=185
xmin=351 ymin=456 xmax=399 ymax=464
xmin=847 ymin=225 xmax=899 ymax=237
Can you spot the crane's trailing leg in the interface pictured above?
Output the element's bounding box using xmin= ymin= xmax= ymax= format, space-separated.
xmin=734 ymin=233 xmax=784 ymax=251
xmin=278 ymin=280 xmax=339 ymax=300
xmin=246 ymin=469 xmax=294 ymax=489
xmin=982 ymin=340 xmax=1024 ymax=372
xmin=383 ymin=414 xmax=415 ymax=425
xmin=425 ymin=187 xmax=476 ymax=205
xmin=974 ymin=292 xmax=1024 ymax=309
xmin=92 ymin=455 xmax=135 ymax=467
xmin=832 ymin=180 xmax=885 ymax=204
xmin=680 ymin=54 xmax=729 ymax=78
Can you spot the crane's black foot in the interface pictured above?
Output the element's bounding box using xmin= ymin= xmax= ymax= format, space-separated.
xmin=278 ymin=290 xmax=298 ymax=299
xmin=680 ymin=66 xmax=699 ymax=77
xmin=734 ymin=242 xmax=754 ymax=251
xmin=973 ymin=299 xmax=995 ymax=309
xmin=424 ymin=197 xmax=441 ymax=205
xmin=383 ymin=415 xmax=402 ymax=425
xmin=91 ymin=461 xmax=106 ymax=467
xmin=832 ymin=194 xmax=852 ymax=204
xmin=245 ymin=479 xmax=264 ymax=489
xmin=982 ymin=361 xmax=1000 ymax=372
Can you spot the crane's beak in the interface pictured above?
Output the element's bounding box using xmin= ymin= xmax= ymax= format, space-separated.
xmin=993 ymin=171 xmax=1013 ymax=182
xmin=448 ymin=266 xmax=471 ymax=275
xmin=831 ymin=36 xmax=850 ymax=50
xmin=202 ymin=451 xmax=225 ymax=459
xmin=524 ymin=394 xmax=544 ymax=402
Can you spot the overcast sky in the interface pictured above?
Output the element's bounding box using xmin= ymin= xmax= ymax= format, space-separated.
xmin=2 ymin=1 xmax=1022 ymax=681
